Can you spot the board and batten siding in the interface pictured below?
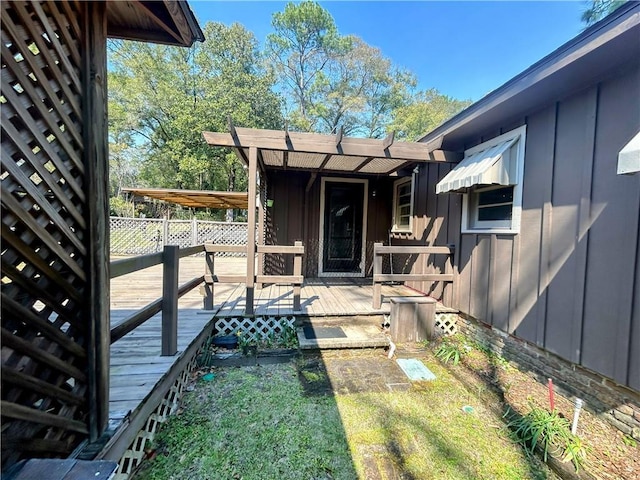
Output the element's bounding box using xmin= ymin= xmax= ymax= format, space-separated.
xmin=416 ymin=64 xmax=640 ymax=391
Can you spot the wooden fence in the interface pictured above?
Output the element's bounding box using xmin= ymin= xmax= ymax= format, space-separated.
xmin=372 ymin=243 xmax=455 ymax=309
xmin=109 ymin=217 xmax=248 ymax=255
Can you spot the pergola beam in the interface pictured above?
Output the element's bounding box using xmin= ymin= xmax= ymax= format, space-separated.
xmin=203 ymin=127 xmax=453 ymax=163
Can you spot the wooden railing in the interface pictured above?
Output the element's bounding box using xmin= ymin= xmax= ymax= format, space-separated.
xmin=203 ymin=241 xmax=304 ymax=314
xmin=109 ymin=244 xmax=205 ymax=355
xmin=372 ymin=243 xmax=455 ymax=309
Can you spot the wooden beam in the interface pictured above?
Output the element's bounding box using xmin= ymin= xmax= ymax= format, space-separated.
xmin=161 ymin=245 xmax=179 ymax=356
xmin=245 ymin=147 xmax=258 ymax=314
xmin=318 ymin=153 xmax=332 ymax=171
xmin=134 ymin=0 xmax=184 ymax=45
xmin=354 ymin=156 xmax=375 ymax=172
xmin=228 ymin=116 xmax=238 ymax=141
xmin=82 ymin=1 xmax=109 ymax=441
xmin=203 ymin=127 xmax=448 ymax=162
xmin=335 ymin=125 xmax=343 ymax=146
xmin=383 ymin=130 xmax=395 ymax=150
xmin=305 ymin=173 xmax=317 ymax=193
xmin=283 ymin=150 xmax=289 ymax=169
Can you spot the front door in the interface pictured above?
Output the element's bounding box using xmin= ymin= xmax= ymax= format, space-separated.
xmin=320 ymin=180 xmax=366 ymax=275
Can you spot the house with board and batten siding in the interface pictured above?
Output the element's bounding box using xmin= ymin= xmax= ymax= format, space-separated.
xmin=416 ymin=2 xmax=640 ymax=436
xmin=204 ymin=3 xmax=640 ymax=438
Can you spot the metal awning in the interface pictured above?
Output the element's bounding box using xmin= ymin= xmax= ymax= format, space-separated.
xmin=617 ymin=131 xmax=640 ymax=175
xmin=436 ymin=136 xmax=519 ymax=194
xmin=203 ymin=125 xmax=461 ymax=176
xmin=122 ymin=188 xmax=249 ymax=209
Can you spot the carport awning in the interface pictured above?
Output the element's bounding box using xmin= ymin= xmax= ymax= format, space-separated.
xmin=436 ymin=136 xmax=519 ymax=194
xmin=122 ymin=188 xmax=249 ymax=209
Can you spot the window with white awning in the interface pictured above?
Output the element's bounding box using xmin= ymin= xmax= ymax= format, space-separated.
xmin=436 ymin=126 xmax=527 ymax=234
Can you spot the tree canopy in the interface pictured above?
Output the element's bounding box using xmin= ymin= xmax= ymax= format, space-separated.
xmin=581 ymin=0 xmax=628 ymax=25
xmin=107 ymin=2 xmax=471 ymax=217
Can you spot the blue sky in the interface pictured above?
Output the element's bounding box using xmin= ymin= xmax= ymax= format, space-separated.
xmin=190 ymin=1 xmax=587 ymax=101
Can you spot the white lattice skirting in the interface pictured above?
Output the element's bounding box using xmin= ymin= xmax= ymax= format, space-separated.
xmin=435 ymin=313 xmax=459 ymax=336
xmin=214 ymin=316 xmax=296 ymax=341
xmin=113 ymin=353 xmax=200 ymax=479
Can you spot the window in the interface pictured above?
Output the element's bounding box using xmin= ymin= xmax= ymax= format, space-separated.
xmin=467 ymin=185 xmax=514 ymax=229
xmin=392 ymin=176 xmax=414 ymax=233
xmin=436 ymin=125 xmax=526 ymax=234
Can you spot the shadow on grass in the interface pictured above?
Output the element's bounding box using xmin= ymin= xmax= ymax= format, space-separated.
xmin=294 ymin=349 xmax=553 ymax=480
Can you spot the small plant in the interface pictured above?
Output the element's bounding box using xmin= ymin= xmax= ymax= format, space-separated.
xmin=278 ymin=323 xmax=299 ymax=349
xmin=622 ymin=435 xmax=637 ymax=448
xmin=236 ymin=331 xmax=257 ymax=356
xmin=506 ymin=404 xmax=587 ymax=472
xmin=434 ymin=339 xmax=464 ymax=365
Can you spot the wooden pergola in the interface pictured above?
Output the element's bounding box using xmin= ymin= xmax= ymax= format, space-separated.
xmin=122 ymin=187 xmax=249 ymax=210
xmin=202 ymin=125 xmax=462 ymax=313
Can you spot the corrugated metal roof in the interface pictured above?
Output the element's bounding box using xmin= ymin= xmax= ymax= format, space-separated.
xmin=436 ymin=136 xmax=518 ymax=194
xmin=122 ymin=188 xmax=248 ymax=209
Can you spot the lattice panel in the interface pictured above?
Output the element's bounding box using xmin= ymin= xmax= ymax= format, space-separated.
xmin=109 ymin=217 xmax=249 ymax=256
xmin=1 ymin=0 xmax=90 ymax=469
xmin=197 ymin=220 xmax=248 ymax=257
xmin=214 ymin=316 xmax=297 ymax=341
xmin=110 ymin=217 xmax=165 ymax=254
xmin=114 ymin=352 xmax=200 ymax=479
xmin=435 ymin=313 xmax=459 ymax=336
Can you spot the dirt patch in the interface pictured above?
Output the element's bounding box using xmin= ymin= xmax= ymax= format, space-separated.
xmin=444 ymin=344 xmax=639 ymax=480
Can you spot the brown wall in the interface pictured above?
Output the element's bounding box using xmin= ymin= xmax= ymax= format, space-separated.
xmin=265 ymin=171 xmax=393 ymax=277
xmin=414 ymin=64 xmax=640 ymax=391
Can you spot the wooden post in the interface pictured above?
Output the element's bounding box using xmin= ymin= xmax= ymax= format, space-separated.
xmin=373 ymin=242 xmax=383 ymax=309
xmin=82 ymin=1 xmax=109 ymax=441
xmin=203 ymin=251 xmax=214 ymax=310
xmin=162 ymin=217 xmax=169 ymax=249
xmin=162 ymin=245 xmax=179 ymax=356
xmin=256 ymin=175 xmax=265 ymax=289
xmin=191 ymin=217 xmax=198 ymax=246
xmin=245 ymin=147 xmax=258 ymax=314
xmin=293 ymin=240 xmax=303 ymax=311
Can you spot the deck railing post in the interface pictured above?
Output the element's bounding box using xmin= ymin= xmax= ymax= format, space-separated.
xmin=293 ymin=241 xmax=303 ymax=311
xmin=203 ymin=248 xmax=214 ymax=310
xmin=373 ymin=242 xmax=383 ymax=309
xmin=162 ymin=245 xmax=179 ymax=356
xmin=245 ymin=147 xmax=258 ymax=315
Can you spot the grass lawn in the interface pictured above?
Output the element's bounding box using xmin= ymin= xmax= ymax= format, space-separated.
xmin=133 ymin=351 xmax=556 ymax=480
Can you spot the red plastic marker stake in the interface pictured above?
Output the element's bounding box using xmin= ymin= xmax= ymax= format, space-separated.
xmin=548 ymin=378 xmax=555 ymax=411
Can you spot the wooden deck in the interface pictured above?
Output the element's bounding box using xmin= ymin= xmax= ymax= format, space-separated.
xmin=212 ymin=276 xmax=424 ymax=317
xmin=105 ymin=256 xmax=434 ymax=457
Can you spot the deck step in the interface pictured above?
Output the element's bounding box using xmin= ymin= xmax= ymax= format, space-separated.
xmin=297 ymin=315 xmax=389 ymax=350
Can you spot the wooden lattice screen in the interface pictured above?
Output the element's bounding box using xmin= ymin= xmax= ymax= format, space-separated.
xmin=1 ymin=1 xmax=109 ymax=468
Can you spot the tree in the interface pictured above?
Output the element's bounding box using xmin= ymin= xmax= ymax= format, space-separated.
xmin=267 ymin=2 xmax=416 ymax=138
xmin=309 ymin=36 xmax=415 ymax=137
xmin=389 ymin=89 xmax=472 ymax=141
xmin=266 ymin=1 xmax=346 ymax=131
xmin=581 ymin=0 xmax=627 ymax=25
xmin=108 ymin=22 xmax=282 ymax=218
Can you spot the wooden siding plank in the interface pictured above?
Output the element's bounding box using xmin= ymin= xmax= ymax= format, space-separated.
xmin=490 ymin=236 xmax=513 ymax=331
xmin=514 ymin=106 xmax=556 ymax=343
xmin=544 ymin=92 xmax=592 ymax=362
xmin=470 ymin=235 xmax=490 ymax=322
xmin=581 ymin=68 xmax=640 ymax=384
xmin=457 ymin=234 xmax=475 ymax=313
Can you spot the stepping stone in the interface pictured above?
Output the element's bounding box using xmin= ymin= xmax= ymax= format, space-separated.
xmin=396 ymin=358 xmax=436 ymax=381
